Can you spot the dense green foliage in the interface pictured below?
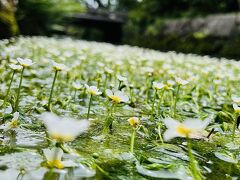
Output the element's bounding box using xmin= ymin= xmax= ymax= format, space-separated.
xmin=1 ymin=37 xmax=240 ymax=179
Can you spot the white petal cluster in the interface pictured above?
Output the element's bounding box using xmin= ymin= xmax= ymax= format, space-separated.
xmin=52 ymin=61 xmax=68 ymax=71
xmin=72 ymin=82 xmax=82 ymax=90
xmin=163 ymin=118 xmax=210 ymax=141
xmin=41 ymin=112 xmax=90 ymax=142
xmin=152 ymin=81 xmax=164 ymax=90
xmin=106 ymin=89 xmax=129 ymax=103
xmin=17 ymin=57 xmax=34 ymax=67
xmin=85 ymin=84 xmax=102 ymax=96
xmin=9 ymin=64 xmax=22 ymax=70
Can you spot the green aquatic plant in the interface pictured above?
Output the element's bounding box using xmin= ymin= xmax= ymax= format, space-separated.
xmin=1 ymin=37 xmax=240 ymax=179
xmin=85 ymin=84 xmax=102 ymax=119
xmin=232 ymin=103 xmax=240 ymax=141
xmin=163 ymin=118 xmax=210 ymax=179
xmin=2 ymin=64 xmax=22 ymax=107
xmin=104 ymin=89 xmax=129 ymax=132
xmin=128 ymin=117 xmax=140 ymax=153
xmin=47 ymin=61 xmax=67 ymax=111
xmin=172 ymin=77 xmax=188 ymax=118
xmin=14 ymin=58 xmax=34 ymax=112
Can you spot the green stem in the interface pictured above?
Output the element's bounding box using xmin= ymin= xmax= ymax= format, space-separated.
xmin=118 ymin=81 xmax=122 ymax=90
xmin=104 ymin=103 xmax=115 ymax=133
xmin=173 ymin=85 xmax=180 ymax=118
xmin=157 ymin=90 xmax=164 ymax=116
xmin=157 ymin=123 xmax=164 ymax=144
xmin=232 ymin=113 xmax=238 ymax=141
xmin=56 ymin=142 xmax=70 ymax=153
xmin=151 ymin=90 xmax=157 ymax=120
xmin=14 ymin=67 xmax=24 ymax=112
xmin=130 ymin=128 xmax=136 ymax=153
xmin=3 ymin=71 xmax=15 ymax=107
xmin=87 ymin=95 xmax=93 ymax=119
xmin=187 ymin=138 xmax=202 ymax=180
xmin=47 ymin=70 xmax=58 ymax=111
xmin=103 ymin=74 xmax=108 ymax=94
xmin=73 ymin=89 xmax=77 ymax=100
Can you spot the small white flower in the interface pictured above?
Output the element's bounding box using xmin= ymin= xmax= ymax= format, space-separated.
xmin=17 ymin=58 xmax=34 ymax=67
xmin=41 ymin=112 xmax=90 ymax=142
xmin=167 ymin=80 xmax=175 ymax=86
xmin=105 ymin=68 xmax=113 ymax=74
xmin=9 ymin=64 xmax=22 ymax=70
xmin=52 ymin=61 xmax=68 ymax=71
xmin=163 ymin=118 xmax=210 ymax=141
xmin=233 ymin=104 xmax=240 ymax=113
xmin=175 ymin=77 xmax=189 ymax=86
xmin=117 ymin=75 xmax=127 ymax=82
xmin=85 ymin=84 xmax=102 ymax=96
xmin=43 ymin=147 xmax=64 ymax=169
xmin=72 ymin=82 xmax=82 ymax=90
xmin=232 ymin=97 xmax=240 ymax=104
xmin=6 ymin=112 xmax=20 ymax=129
xmin=152 ymin=82 xmax=164 ymax=90
xmin=43 ymin=147 xmax=76 ymax=169
xmin=106 ymin=89 xmax=129 ymax=103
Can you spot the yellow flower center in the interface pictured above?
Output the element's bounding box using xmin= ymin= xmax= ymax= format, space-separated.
xmin=110 ymin=95 xmax=121 ymax=103
xmin=8 ymin=120 xmax=18 ymax=129
xmin=128 ymin=117 xmax=139 ymax=128
xmin=176 ymin=124 xmax=192 ymax=136
xmin=235 ymin=108 xmax=240 ymax=113
xmin=88 ymin=89 xmax=97 ymax=95
xmin=48 ymin=160 xmax=64 ymax=169
xmin=51 ymin=133 xmax=74 ymax=142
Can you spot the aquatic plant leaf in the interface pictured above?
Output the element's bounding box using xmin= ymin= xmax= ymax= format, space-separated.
xmin=214 ymin=151 xmax=238 ymax=164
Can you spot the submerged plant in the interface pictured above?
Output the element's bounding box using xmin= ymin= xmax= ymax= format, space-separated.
xmin=128 ymin=117 xmax=140 ymax=153
xmin=47 ymin=61 xmax=67 ymax=111
xmin=14 ymin=58 xmax=34 ymax=112
xmin=2 ymin=64 xmax=22 ymax=107
xmin=85 ymin=84 xmax=102 ymax=119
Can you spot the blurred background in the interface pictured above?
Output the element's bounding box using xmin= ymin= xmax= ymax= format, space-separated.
xmin=1 ymin=0 xmax=240 ymax=59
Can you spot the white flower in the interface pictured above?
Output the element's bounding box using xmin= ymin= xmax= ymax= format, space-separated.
xmin=232 ymin=97 xmax=240 ymax=104
xmin=106 ymin=89 xmax=129 ymax=103
xmin=163 ymin=118 xmax=210 ymax=141
xmin=167 ymin=80 xmax=175 ymax=86
xmin=85 ymin=84 xmax=102 ymax=96
xmin=41 ymin=112 xmax=90 ymax=142
xmin=0 ymin=112 xmax=20 ymax=130
xmin=52 ymin=61 xmax=68 ymax=71
xmin=105 ymin=68 xmax=113 ymax=74
xmin=43 ymin=147 xmax=77 ymax=169
xmin=43 ymin=147 xmax=64 ymax=169
xmin=17 ymin=58 xmax=34 ymax=67
xmin=233 ymin=104 xmax=240 ymax=113
xmin=9 ymin=64 xmax=22 ymax=70
xmin=117 ymin=75 xmax=127 ymax=82
xmin=152 ymin=82 xmax=164 ymax=90
xmin=72 ymin=82 xmax=82 ymax=90
xmin=175 ymin=77 xmax=189 ymax=86
xmin=6 ymin=112 xmax=19 ymax=129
